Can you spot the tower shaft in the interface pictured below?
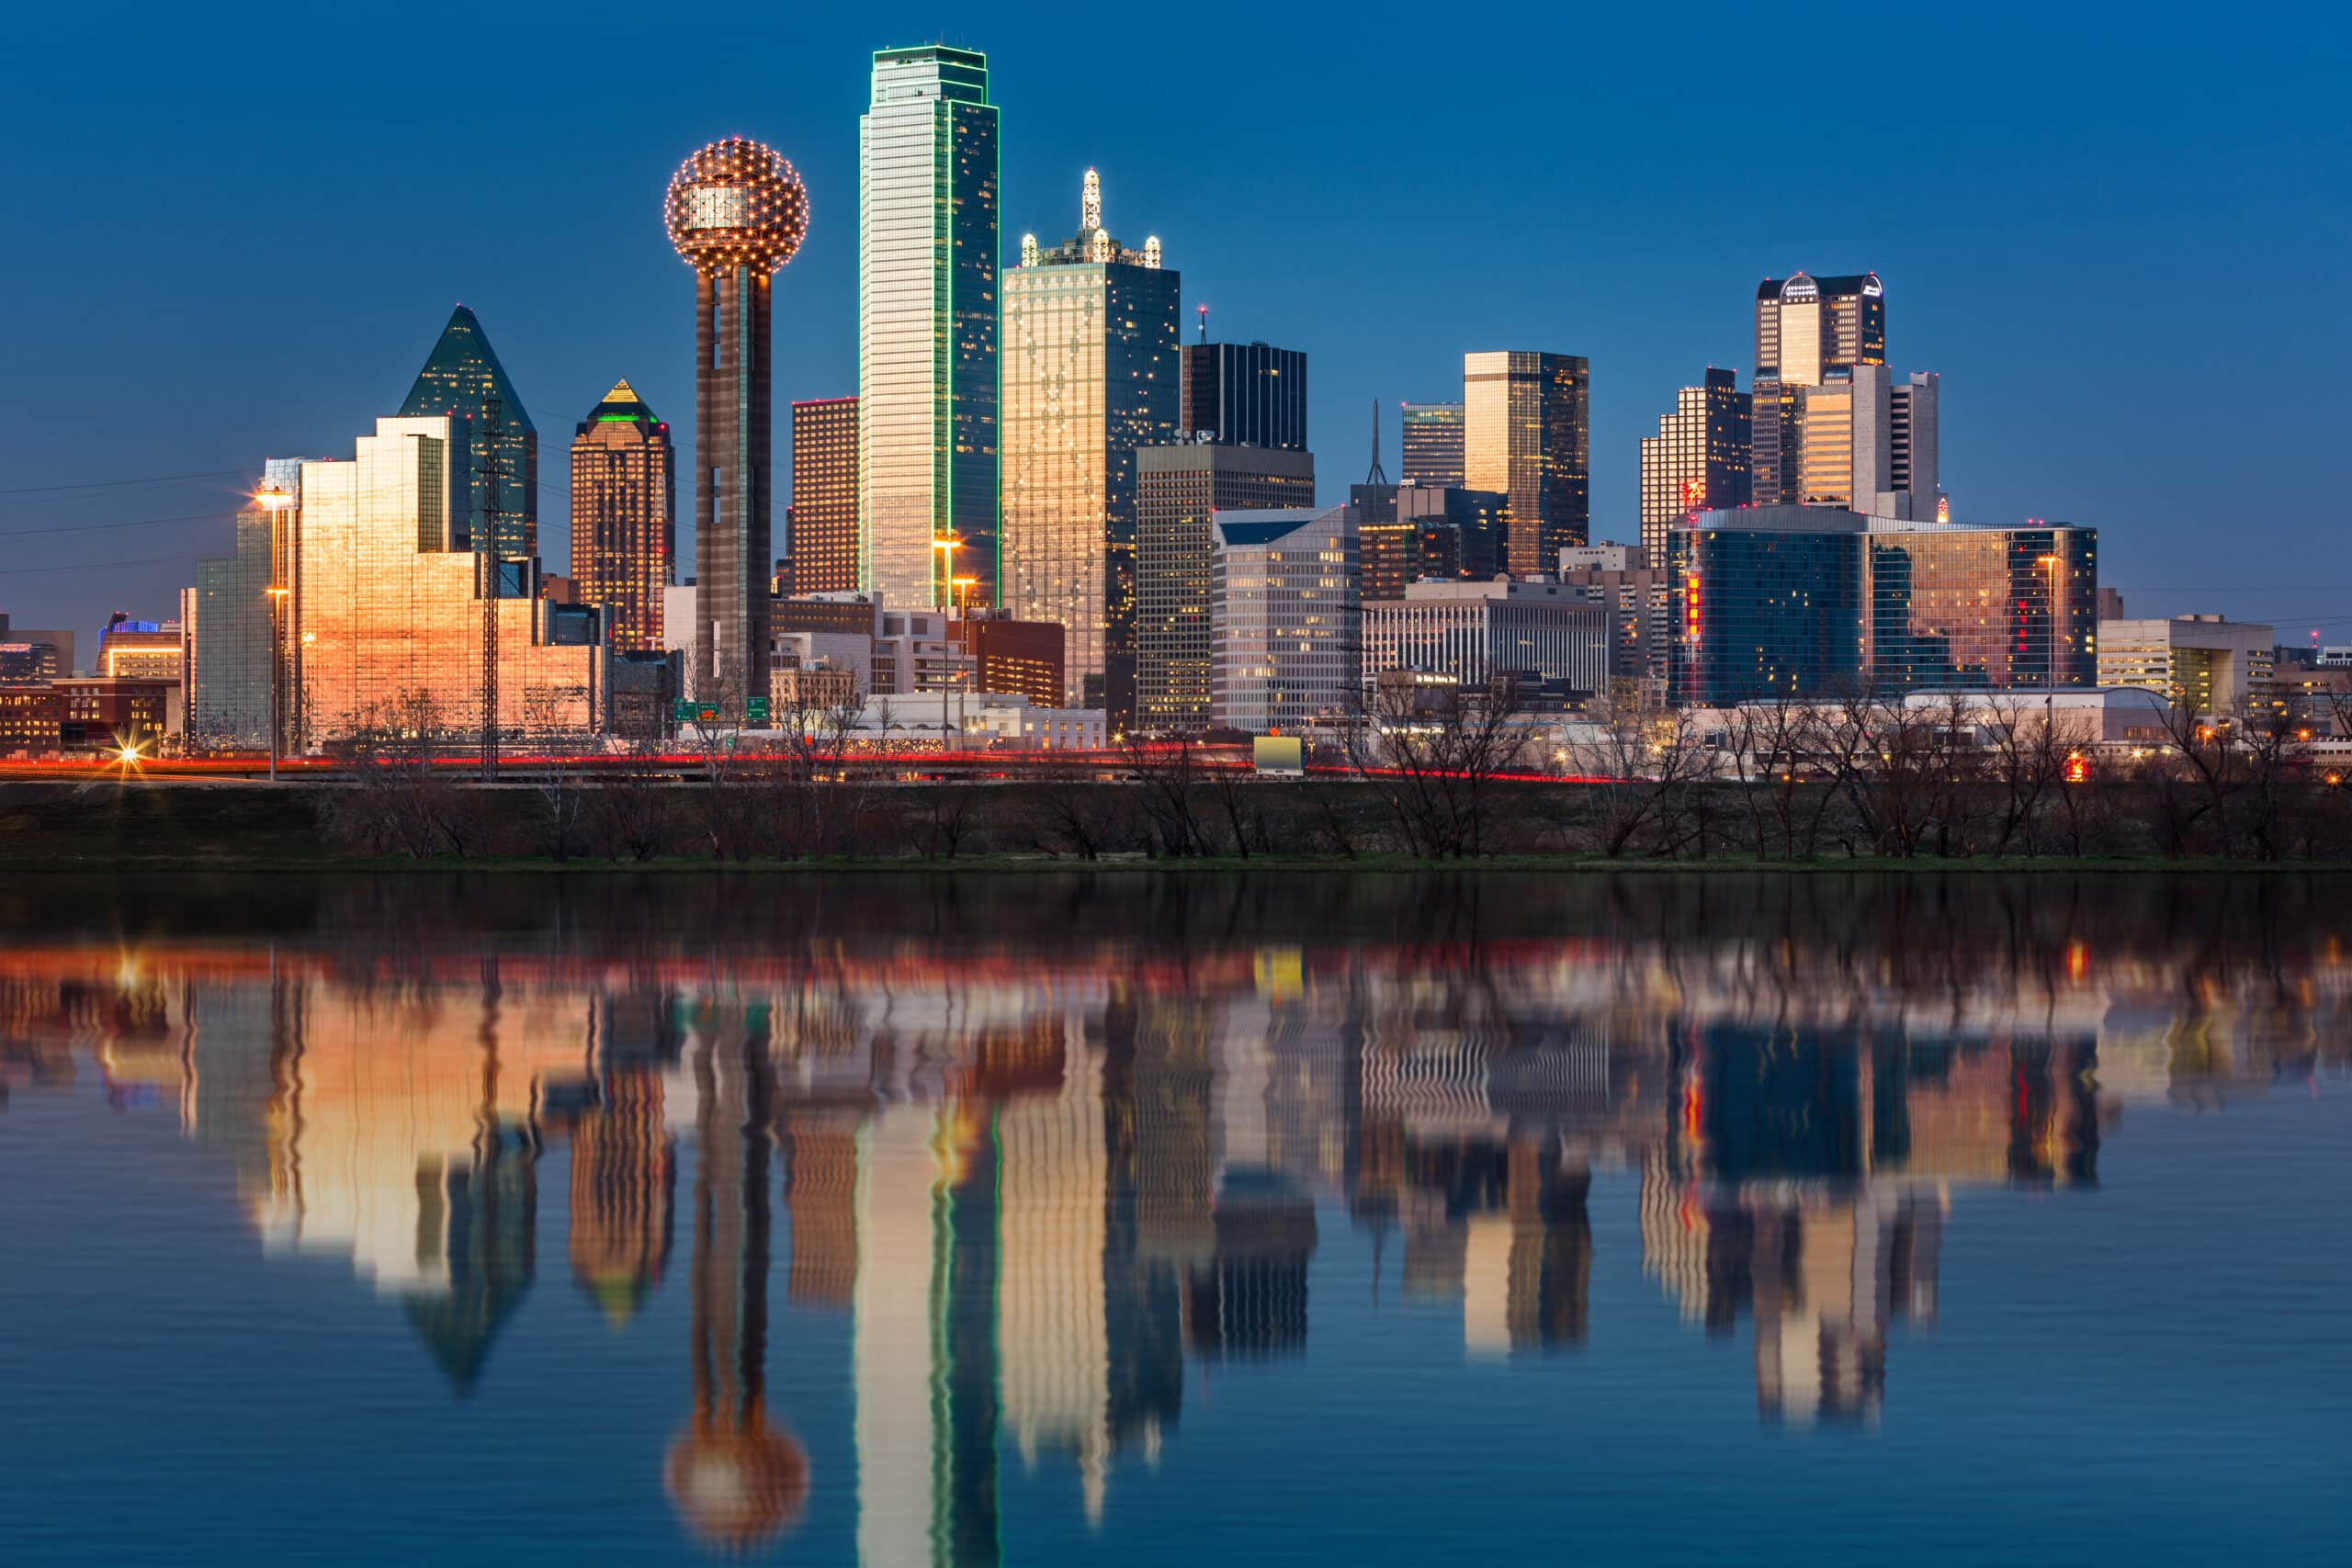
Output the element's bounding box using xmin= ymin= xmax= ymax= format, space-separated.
xmin=695 ymin=265 xmax=774 ymax=703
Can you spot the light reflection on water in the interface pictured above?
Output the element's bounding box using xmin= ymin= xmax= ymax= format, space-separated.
xmin=0 ymin=872 xmax=2345 ymax=1565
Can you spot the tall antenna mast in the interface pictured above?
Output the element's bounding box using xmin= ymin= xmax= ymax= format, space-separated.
xmin=1195 ymin=302 xmax=1208 ymax=344
xmin=1364 ymin=398 xmax=1388 ymax=486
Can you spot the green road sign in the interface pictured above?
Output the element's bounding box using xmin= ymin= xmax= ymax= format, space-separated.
xmin=696 ymin=703 xmax=720 ymax=725
xmin=745 ymin=696 xmax=770 ymax=724
xmin=672 ymin=698 xmax=695 ymax=723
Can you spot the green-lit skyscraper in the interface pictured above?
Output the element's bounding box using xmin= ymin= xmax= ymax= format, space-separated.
xmin=860 ymin=44 xmax=1000 ymax=610
xmin=397 ymin=305 xmax=538 ymax=561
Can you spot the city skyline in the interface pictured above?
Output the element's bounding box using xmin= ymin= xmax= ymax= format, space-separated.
xmin=6 ymin=7 xmax=2343 ymax=652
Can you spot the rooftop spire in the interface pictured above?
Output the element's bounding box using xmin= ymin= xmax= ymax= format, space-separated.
xmin=1364 ymin=398 xmax=1388 ymax=486
xmin=1081 ymin=167 xmax=1101 ymax=232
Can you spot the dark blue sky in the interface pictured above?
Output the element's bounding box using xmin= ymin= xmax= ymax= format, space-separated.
xmin=4 ymin=1 xmax=2346 ymax=655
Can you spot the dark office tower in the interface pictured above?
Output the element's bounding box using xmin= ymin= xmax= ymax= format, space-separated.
xmin=1002 ymin=169 xmax=1182 ymax=716
xmin=1464 ymin=351 xmax=1589 ymax=569
xmin=1135 ymin=444 xmax=1316 ymax=732
xmin=665 ymin=138 xmax=808 ymax=701
xmin=1754 ymin=272 xmax=1886 ymax=388
xmin=1180 ymin=341 xmax=1307 ymax=450
xmin=570 ymin=379 xmax=675 ymax=655
xmin=1354 ymin=483 xmax=1507 ymax=599
xmin=1639 ymin=368 xmax=1751 ymax=564
xmin=1750 ymin=378 xmax=1803 ymax=507
xmin=398 ymin=305 xmax=539 ymax=561
xmin=789 ymin=396 xmax=859 ymax=594
xmin=1399 ymin=400 xmax=1466 ymax=486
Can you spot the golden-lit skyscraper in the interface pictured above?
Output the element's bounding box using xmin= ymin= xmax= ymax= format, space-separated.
xmin=286 ymin=416 xmax=602 ymax=741
xmin=1753 ymin=272 xmax=1885 ymax=506
xmin=1001 ymin=168 xmax=1181 ymax=716
xmin=1638 ymin=368 xmax=1750 ymax=565
xmin=1464 ymin=350 xmax=1589 ymax=571
xmin=570 ymin=380 xmax=674 ymax=654
xmin=788 ymin=396 xmax=859 ymax=595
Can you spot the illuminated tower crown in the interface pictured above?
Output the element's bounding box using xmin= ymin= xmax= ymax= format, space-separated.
xmin=664 ymin=138 xmax=808 ymax=276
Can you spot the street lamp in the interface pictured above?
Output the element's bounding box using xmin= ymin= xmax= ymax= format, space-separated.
xmin=256 ymin=486 xmax=295 ymax=783
xmin=2035 ymin=553 xmax=2063 ymax=699
xmin=265 ymin=586 xmax=290 ymax=781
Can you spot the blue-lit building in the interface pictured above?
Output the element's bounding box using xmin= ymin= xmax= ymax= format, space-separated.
xmin=1666 ymin=506 xmax=2098 ymax=705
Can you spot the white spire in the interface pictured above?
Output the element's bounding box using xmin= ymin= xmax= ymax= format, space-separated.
xmin=1143 ymin=235 xmax=1161 ymax=269
xmin=1081 ymin=167 xmax=1102 ymax=232
xmin=1020 ymin=231 xmax=1038 ymax=268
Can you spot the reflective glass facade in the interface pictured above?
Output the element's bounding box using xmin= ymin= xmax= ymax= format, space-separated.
xmin=1667 ymin=508 xmax=2098 ymax=705
xmin=860 ymin=46 xmax=999 ymax=611
xmin=1754 ymin=273 xmax=1885 ymax=388
xmin=396 ymin=306 xmax=538 ymax=561
xmin=1136 ymin=446 xmax=1316 ymax=734
xmin=1464 ymin=351 xmax=1589 ymax=570
xmin=1179 ymin=342 xmax=1306 ymax=450
xmin=1398 ymin=401 xmax=1465 ymax=487
xmin=187 ymin=510 xmax=277 ymax=746
xmin=788 ymin=396 xmax=859 ymax=594
xmin=1638 ymin=369 xmax=1750 ymax=564
xmin=570 ymin=380 xmax=674 ymax=655
xmin=1001 ymin=179 xmax=1180 ymax=716
xmin=290 ymin=418 xmax=599 ymax=741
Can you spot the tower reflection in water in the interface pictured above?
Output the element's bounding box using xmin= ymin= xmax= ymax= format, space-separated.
xmin=0 ymin=888 xmax=2340 ymax=1551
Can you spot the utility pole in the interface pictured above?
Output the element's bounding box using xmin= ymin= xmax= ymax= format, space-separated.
xmin=478 ymin=400 xmax=503 ymax=781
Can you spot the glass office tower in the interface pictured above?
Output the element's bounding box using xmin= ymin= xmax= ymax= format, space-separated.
xmin=789 ymin=396 xmax=859 ymax=594
xmin=396 ymin=305 xmax=538 ymax=562
xmin=1399 ymin=401 xmax=1465 ymax=486
xmin=186 ymin=508 xmax=277 ymax=746
xmin=1179 ymin=342 xmax=1306 ymax=450
xmin=570 ymin=379 xmax=675 ymax=655
xmin=1001 ymin=169 xmax=1181 ymax=716
xmin=1464 ymin=350 xmax=1589 ymax=570
xmin=861 ymin=45 xmax=1001 ymax=610
xmin=1667 ymin=507 xmax=2098 ymax=705
xmin=1638 ymin=369 xmax=1750 ymax=566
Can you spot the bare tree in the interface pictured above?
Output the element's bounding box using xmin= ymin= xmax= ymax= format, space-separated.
xmin=1124 ymin=734 xmax=1214 ymax=857
xmin=1350 ymin=677 xmax=1534 ymax=859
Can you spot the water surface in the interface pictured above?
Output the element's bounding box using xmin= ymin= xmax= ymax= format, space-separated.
xmin=2 ymin=872 xmax=2346 ymax=1565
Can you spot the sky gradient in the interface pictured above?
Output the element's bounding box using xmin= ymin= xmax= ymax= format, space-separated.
xmin=3 ymin=1 xmax=2346 ymax=656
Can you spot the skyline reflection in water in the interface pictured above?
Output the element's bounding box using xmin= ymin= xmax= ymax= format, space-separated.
xmin=1 ymin=873 xmax=2345 ymax=1566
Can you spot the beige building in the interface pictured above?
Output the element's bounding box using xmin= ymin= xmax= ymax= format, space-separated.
xmin=289 ymin=416 xmax=602 ymax=741
xmin=2097 ymin=615 xmax=2275 ymax=718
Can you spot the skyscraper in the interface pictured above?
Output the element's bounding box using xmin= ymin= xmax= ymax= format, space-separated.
xmin=1001 ymin=168 xmax=1181 ymax=716
xmin=397 ymin=305 xmax=538 ymax=562
xmin=789 ymin=396 xmax=859 ymax=594
xmin=1464 ymin=351 xmax=1589 ymax=570
xmin=665 ymin=137 xmax=808 ymax=702
xmin=570 ymin=379 xmax=674 ymax=655
xmin=1136 ymin=444 xmax=1317 ymax=733
xmin=1753 ymin=272 xmax=1885 ymax=507
xmin=1890 ymin=371 xmax=1940 ymax=513
xmin=1638 ymin=368 xmax=1750 ymax=565
xmin=861 ymin=45 xmax=1000 ymax=611
xmin=1179 ymin=341 xmax=1306 ymax=450
xmin=1399 ymin=401 xmax=1465 ymax=486
xmin=1210 ymin=504 xmax=1360 ymax=735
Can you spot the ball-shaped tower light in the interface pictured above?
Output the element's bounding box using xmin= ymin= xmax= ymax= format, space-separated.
xmin=664 ymin=137 xmax=808 ymax=276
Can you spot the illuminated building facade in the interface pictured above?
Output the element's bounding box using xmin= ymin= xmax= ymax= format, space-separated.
xmin=861 ymin=45 xmax=1000 ymax=611
xmin=1361 ymin=580 xmax=1610 ymax=697
xmin=1753 ymin=272 xmax=1885 ymax=507
xmin=1353 ymin=482 xmax=1506 ymax=601
xmin=1639 ymin=369 xmax=1750 ymax=565
xmin=1001 ymin=169 xmax=1181 ymax=716
xmin=1555 ymin=544 xmax=1677 ymax=683
xmin=397 ymin=305 xmax=538 ymax=562
xmin=2096 ymin=615 xmax=2275 ymax=718
xmin=570 ymin=379 xmax=674 ymax=655
xmin=1666 ymin=506 xmax=2098 ymax=705
xmin=0 ymin=615 xmax=71 ymax=682
xmin=1399 ymin=400 xmax=1465 ymax=486
xmin=184 ymin=508 xmax=277 ymax=745
xmin=666 ymin=136 xmax=808 ymax=702
xmin=287 ymin=416 xmax=603 ymax=740
xmin=1135 ymin=444 xmax=1316 ymax=733
xmin=1464 ymin=350 xmax=1589 ymax=570
xmin=96 ymin=612 xmax=182 ymax=682
xmin=1209 ymin=504 xmax=1360 ymax=735
xmin=789 ymin=396 xmax=859 ymax=594
xmin=952 ymin=611 xmax=1067 ymax=708
xmin=1179 ymin=341 xmax=1306 ymax=450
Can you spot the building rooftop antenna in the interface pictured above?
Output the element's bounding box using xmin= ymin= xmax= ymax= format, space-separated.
xmin=1196 ymin=302 xmax=1209 ymax=344
xmin=1364 ymin=398 xmax=1388 ymax=486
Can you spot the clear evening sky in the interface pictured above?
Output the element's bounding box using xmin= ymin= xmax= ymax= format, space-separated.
xmin=3 ymin=1 xmax=2346 ymax=654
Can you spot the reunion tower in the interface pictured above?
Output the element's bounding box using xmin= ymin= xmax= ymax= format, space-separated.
xmin=665 ymin=137 xmax=808 ymax=702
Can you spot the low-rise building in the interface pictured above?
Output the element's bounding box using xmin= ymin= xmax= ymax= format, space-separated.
xmin=1362 ymin=579 xmax=1611 ymax=704
xmin=1555 ymin=544 xmax=1676 ymax=681
xmin=2096 ymin=615 xmax=2274 ymax=719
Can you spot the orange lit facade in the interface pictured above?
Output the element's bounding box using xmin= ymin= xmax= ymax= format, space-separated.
xmin=789 ymin=397 xmax=859 ymax=594
xmin=571 ymin=380 xmax=675 ymax=654
xmin=288 ymin=416 xmax=601 ymax=741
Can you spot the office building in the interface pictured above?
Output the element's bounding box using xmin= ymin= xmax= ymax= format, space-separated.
xmin=1180 ymin=341 xmax=1306 ymax=450
xmin=1363 ymin=580 xmax=1610 ymax=698
xmin=570 ymin=379 xmax=674 ymax=655
xmin=1399 ymin=400 xmax=1465 ymax=486
xmin=0 ymin=677 xmax=174 ymax=753
xmin=789 ymin=396 xmax=859 ymax=594
xmin=1354 ymin=482 xmax=1506 ymax=601
xmin=1889 ymin=372 xmax=1940 ymax=513
xmin=96 ymin=612 xmax=182 ymax=682
xmin=665 ymin=136 xmax=808 ymax=702
xmin=1666 ymin=506 xmax=2098 ymax=705
xmin=0 ymin=615 xmax=72 ymax=681
xmin=2098 ymin=615 xmax=2276 ymax=719
xmin=861 ymin=45 xmax=1000 ymax=610
xmin=1754 ymin=272 xmax=1886 ymax=389
xmin=284 ymin=416 xmax=604 ymax=740
xmin=1639 ymin=369 xmax=1750 ymax=564
xmin=951 ymin=610 xmax=1067 ymax=708
xmin=1209 ymin=504 xmax=1359 ymax=735
xmin=1464 ymin=350 xmax=1589 ymax=570
xmin=1556 ymin=544 xmax=1678 ymax=684
xmin=1135 ymin=444 xmax=1316 ymax=733
xmin=183 ymin=505 xmax=277 ymax=746
xmin=1001 ymin=168 xmax=1181 ymax=716
xmin=397 ymin=305 xmax=538 ymax=561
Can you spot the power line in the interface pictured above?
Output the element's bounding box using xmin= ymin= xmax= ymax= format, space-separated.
xmin=0 ymin=510 xmax=240 ymax=539
xmin=0 ymin=468 xmax=249 ymax=502
xmin=0 ymin=552 xmax=206 ymax=576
